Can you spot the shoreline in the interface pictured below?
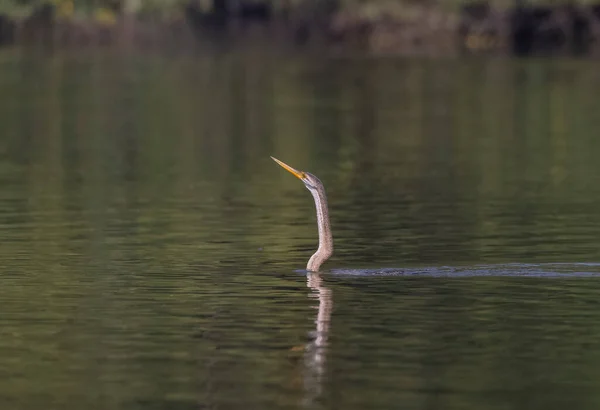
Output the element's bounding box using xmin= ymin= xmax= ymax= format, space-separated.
xmin=0 ymin=2 xmax=599 ymax=57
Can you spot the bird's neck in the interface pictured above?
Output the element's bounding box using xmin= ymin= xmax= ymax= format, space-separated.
xmin=307 ymin=188 xmax=333 ymax=272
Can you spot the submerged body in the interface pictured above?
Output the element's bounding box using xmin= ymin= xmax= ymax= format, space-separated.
xmin=271 ymin=157 xmax=333 ymax=272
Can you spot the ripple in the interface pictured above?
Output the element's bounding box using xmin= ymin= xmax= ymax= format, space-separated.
xmin=329 ymin=263 xmax=600 ymax=277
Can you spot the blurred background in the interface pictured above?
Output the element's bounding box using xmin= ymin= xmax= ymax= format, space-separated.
xmin=3 ymin=0 xmax=600 ymax=55
xmin=2 ymin=1 xmax=600 ymax=410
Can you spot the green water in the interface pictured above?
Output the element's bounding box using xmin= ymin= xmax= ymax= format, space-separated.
xmin=1 ymin=51 xmax=600 ymax=409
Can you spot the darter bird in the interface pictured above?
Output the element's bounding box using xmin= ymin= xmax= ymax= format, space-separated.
xmin=271 ymin=157 xmax=333 ymax=272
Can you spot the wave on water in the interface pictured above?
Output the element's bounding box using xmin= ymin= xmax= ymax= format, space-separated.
xmin=327 ymin=263 xmax=600 ymax=277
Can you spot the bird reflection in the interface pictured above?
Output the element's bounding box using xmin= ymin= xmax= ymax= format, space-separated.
xmin=302 ymin=272 xmax=333 ymax=406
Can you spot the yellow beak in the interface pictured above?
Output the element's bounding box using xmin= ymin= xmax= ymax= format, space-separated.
xmin=271 ymin=156 xmax=305 ymax=180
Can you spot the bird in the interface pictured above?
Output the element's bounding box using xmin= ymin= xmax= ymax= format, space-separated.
xmin=271 ymin=156 xmax=333 ymax=272
xmin=271 ymin=158 xmax=600 ymax=278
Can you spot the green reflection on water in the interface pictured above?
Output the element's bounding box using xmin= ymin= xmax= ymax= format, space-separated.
xmin=0 ymin=52 xmax=599 ymax=410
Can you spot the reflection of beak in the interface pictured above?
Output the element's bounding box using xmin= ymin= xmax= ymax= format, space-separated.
xmin=271 ymin=156 xmax=305 ymax=180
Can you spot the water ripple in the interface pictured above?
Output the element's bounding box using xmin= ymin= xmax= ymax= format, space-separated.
xmin=331 ymin=263 xmax=600 ymax=277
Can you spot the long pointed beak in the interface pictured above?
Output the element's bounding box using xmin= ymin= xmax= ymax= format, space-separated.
xmin=271 ymin=156 xmax=305 ymax=180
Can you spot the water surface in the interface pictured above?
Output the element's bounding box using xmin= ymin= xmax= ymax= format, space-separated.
xmin=0 ymin=51 xmax=600 ymax=409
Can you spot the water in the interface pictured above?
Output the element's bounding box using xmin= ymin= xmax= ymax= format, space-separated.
xmin=1 ymin=50 xmax=600 ymax=409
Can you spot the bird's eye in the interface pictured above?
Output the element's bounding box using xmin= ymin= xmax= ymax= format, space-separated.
xmin=300 ymin=172 xmax=307 ymax=179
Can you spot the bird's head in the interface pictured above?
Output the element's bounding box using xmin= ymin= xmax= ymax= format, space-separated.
xmin=271 ymin=156 xmax=322 ymax=193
